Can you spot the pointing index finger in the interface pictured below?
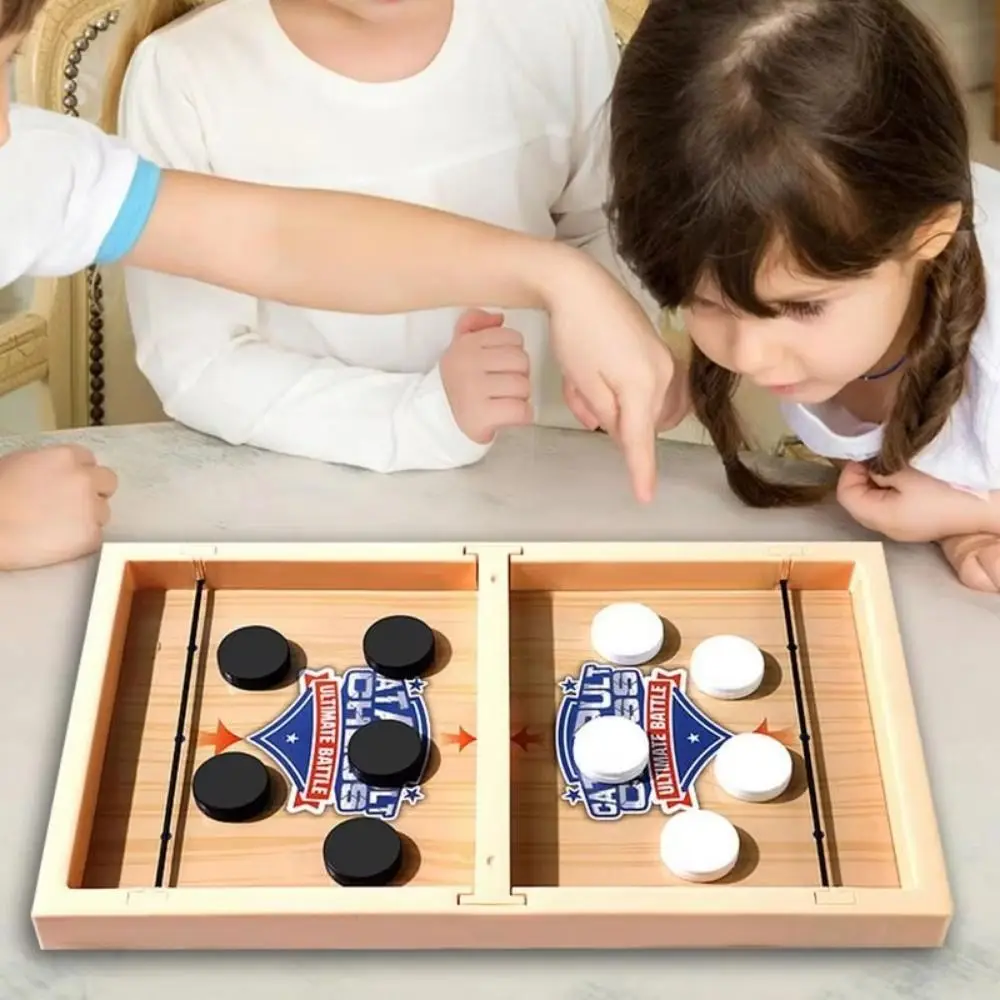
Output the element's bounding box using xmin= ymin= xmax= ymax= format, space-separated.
xmin=616 ymin=393 xmax=658 ymax=503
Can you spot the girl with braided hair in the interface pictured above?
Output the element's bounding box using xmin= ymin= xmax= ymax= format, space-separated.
xmin=608 ymin=0 xmax=1000 ymax=591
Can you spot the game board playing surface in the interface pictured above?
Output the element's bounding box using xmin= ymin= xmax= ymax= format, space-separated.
xmin=85 ymin=587 xmax=480 ymax=889
xmin=32 ymin=542 xmax=949 ymax=951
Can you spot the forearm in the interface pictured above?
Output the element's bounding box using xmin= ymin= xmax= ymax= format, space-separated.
xmin=161 ymin=361 xmax=486 ymax=474
xmin=984 ymin=491 xmax=1000 ymax=534
xmin=134 ymin=324 xmax=486 ymax=475
xmin=938 ymin=533 xmax=993 ymax=559
xmin=556 ymin=210 xmax=662 ymax=325
xmin=928 ymin=487 xmax=1000 ymax=540
xmin=125 ymin=170 xmax=588 ymax=317
xmin=223 ymin=360 xmax=489 ymax=474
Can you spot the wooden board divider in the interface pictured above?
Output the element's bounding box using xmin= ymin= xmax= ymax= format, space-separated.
xmin=459 ymin=544 xmax=526 ymax=907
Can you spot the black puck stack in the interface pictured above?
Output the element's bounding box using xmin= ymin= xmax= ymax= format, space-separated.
xmin=343 ymin=614 xmax=436 ymax=791
xmin=318 ymin=613 xmax=438 ymax=886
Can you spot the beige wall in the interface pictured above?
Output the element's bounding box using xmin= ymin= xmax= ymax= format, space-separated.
xmin=910 ymin=0 xmax=994 ymax=90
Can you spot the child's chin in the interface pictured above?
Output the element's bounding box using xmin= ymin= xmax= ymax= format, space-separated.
xmin=761 ymin=380 xmax=836 ymax=404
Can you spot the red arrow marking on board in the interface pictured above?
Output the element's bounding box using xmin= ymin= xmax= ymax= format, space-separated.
xmin=511 ymin=726 xmax=543 ymax=751
xmin=755 ymin=718 xmax=796 ymax=746
xmin=197 ymin=721 xmax=241 ymax=754
xmin=442 ymin=727 xmax=477 ymax=751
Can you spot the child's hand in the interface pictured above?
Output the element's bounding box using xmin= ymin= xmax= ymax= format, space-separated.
xmin=541 ymin=251 xmax=678 ymax=501
xmin=0 ymin=444 xmax=118 ymax=571
xmin=562 ymin=356 xmax=690 ymax=435
xmin=562 ymin=378 xmax=601 ymax=431
xmin=835 ymin=462 xmax=996 ymax=543
xmin=440 ymin=309 xmax=533 ymax=445
xmin=939 ymin=533 xmax=1000 ymax=592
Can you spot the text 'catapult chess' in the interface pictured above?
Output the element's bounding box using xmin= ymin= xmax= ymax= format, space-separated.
xmin=31 ymin=540 xmax=951 ymax=950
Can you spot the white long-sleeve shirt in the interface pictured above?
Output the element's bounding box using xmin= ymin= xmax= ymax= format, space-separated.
xmin=119 ymin=0 xmax=658 ymax=473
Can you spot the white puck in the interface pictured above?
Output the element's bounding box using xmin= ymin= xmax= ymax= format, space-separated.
xmin=689 ymin=634 xmax=765 ymax=700
xmin=572 ymin=714 xmax=650 ymax=784
xmin=659 ymin=809 xmax=740 ymax=883
xmin=590 ymin=602 xmax=664 ymax=666
xmin=713 ymin=732 xmax=793 ymax=803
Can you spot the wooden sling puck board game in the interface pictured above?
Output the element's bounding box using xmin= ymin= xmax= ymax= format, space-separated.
xmin=31 ymin=541 xmax=952 ymax=950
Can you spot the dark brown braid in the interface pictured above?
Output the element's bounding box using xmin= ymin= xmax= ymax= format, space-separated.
xmin=689 ymin=347 xmax=834 ymax=507
xmin=876 ymin=230 xmax=986 ymax=475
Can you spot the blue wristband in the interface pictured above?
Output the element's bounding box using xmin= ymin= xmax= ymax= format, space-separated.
xmin=94 ymin=157 xmax=162 ymax=264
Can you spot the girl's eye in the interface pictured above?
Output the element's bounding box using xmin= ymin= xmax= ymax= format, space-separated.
xmin=689 ymin=298 xmax=728 ymax=314
xmin=782 ymin=300 xmax=825 ymax=319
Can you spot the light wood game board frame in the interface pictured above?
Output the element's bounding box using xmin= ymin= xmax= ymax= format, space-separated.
xmin=32 ymin=540 xmax=951 ymax=950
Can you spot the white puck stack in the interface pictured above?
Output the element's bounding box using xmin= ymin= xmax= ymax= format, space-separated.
xmin=713 ymin=732 xmax=793 ymax=803
xmin=659 ymin=809 xmax=741 ymax=883
xmin=590 ymin=602 xmax=664 ymax=666
xmin=572 ymin=714 xmax=650 ymax=784
xmin=689 ymin=634 xmax=765 ymax=700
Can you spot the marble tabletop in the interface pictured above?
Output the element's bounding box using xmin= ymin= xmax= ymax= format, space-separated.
xmin=0 ymin=422 xmax=997 ymax=1000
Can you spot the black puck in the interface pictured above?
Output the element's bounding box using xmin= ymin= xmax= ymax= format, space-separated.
xmin=323 ymin=817 xmax=403 ymax=886
xmin=217 ymin=624 xmax=292 ymax=690
xmin=192 ymin=751 xmax=271 ymax=822
xmin=347 ymin=718 xmax=426 ymax=787
xmin=362 ymin=615 xmax=435 ymax=680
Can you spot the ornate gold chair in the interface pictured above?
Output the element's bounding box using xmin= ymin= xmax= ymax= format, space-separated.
xmin=609 ymin=0 xmax=647 ymax=42
xmin=0 ymin=300 xmax=52 ymax=428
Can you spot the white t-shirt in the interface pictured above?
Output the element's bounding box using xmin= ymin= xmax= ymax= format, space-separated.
xmin=118 ymin=0 xmax=656 ymax=474
xmin=0 ymin=104 xmax=161 ymax=288
xmin=782 ymin=162 xmax=1000 ymax=494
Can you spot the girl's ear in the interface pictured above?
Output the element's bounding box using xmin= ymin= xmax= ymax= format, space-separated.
xmin=911 ymin=201 xmax=963 ymax=261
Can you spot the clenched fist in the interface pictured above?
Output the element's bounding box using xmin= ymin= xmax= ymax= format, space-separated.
xmin=939 ymin=533 xmax=1000 ymax=593
xmin=561 ymin=354 xmax=690 ymax=437
xmin=440 ymin=309 xmax=533 ymax=444
xmin=0 ymin=444 xmax=118 ymax=570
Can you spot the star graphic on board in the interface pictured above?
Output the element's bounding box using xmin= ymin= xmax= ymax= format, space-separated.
xmin=687 ymin=733 xmax=699 ymax=743
xmin=407 ymin=678 xmax=427 ymax=697
xmin=286 ymin=733 xmax=299 ymax=744
xmin=562 ymin=785 xmax=583 ymax=805
xmin=402 ymin=786 xmax=424 ymax=805
xmin=560 ymin=677 xmax=579 ymax=696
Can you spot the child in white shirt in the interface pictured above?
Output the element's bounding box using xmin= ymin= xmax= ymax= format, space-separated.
xmin=607 ymin=0 xmax=1000 ymax=593
xmin=110 ymin=0 xmax=670 ymax=476
xmin=0 ymin=0 xmax=680 ymax=570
